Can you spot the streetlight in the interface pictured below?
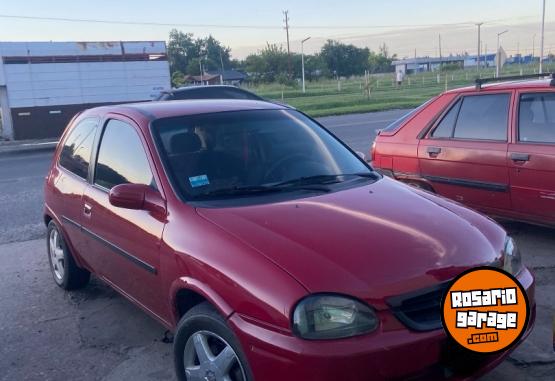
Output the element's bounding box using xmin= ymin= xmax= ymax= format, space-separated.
xmin=476 ymin=22 xmax=483 ymax=74
xmin=496 ymin=30 xmax=509 ymax=77
xmin=539 ymin=0 xmax=546 ymax=74
xmin=301 ymin=36 xmax=311 ymax=93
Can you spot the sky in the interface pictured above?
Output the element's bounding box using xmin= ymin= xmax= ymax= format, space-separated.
xmin=0 ymin=0 xmax=552 ymax=59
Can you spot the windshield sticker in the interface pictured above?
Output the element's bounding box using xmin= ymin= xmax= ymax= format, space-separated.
xmin=189 ymin=175 xmax=210 ymax=188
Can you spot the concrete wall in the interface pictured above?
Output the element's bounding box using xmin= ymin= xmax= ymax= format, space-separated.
xmin=0 ymin=41 xmax=171 ymax=140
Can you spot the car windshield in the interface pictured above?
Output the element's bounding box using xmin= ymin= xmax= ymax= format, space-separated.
xmin=152 ymin=109 xmax=374 ymax=200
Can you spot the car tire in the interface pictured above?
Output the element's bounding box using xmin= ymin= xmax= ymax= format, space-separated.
xmin=47 ymin=220 xmax=90 ymax=290
xmin=174 ymin=302 xmax=254 ymax=381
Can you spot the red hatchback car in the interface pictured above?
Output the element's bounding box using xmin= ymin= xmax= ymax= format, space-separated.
xmin=44 ymin=100 xmax=535 ymax=381
xmin=372 ymin=74 xmax=555 ymax=227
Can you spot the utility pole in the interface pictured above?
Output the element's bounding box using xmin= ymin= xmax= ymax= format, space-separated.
xmin=283 ymin=10 xmax=291 ymax=79
xmin=476 ymin=22 xmax=483 ymax=74
xmin=438 ymin=34 xmax=442 ymax=72
xmin=533 ymin=33 xmax=536 ymax=60
xmin=539 ymin=0 xmax=546 ymax=73
xmin=301 ymin=36 xmax=311 ymax=93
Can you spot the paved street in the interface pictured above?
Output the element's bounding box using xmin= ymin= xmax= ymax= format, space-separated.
xmin=0 ymin=109 xmax=554 ymax=380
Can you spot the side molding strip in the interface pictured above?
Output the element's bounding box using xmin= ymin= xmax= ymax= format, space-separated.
xmin=60 ymin=215 xmax=157 ymax=274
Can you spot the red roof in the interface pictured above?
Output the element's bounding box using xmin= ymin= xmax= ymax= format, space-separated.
xmin=81 ymin=99 xmax=285 ymax=122
xmin=445 ymin=78 xmax=554 ymax=94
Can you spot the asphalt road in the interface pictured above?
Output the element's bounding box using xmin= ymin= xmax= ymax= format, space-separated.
xmin=1 ymin=109 xmax=554 ymax=381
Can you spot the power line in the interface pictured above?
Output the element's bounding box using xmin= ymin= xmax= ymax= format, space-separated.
xmin=0 ymin=13 xmax=539 ymax=31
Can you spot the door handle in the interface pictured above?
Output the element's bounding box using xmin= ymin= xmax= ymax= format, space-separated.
xmin=510 ymin=153 xmax=530 ymax=162
xmin=427 ymin=146 xmax=442 ymax=157
xmin=83 ymin=203 xmax=92 ymax=216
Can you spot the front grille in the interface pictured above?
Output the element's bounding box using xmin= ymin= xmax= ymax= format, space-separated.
xmin=387 ymin=281 xmax=451 ymax=332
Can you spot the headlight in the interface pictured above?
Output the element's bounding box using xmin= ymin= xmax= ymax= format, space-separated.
xmin=503 ymin=237 xmax=523 ymax=276
xmin=292 ymin=294 xmax=379 ymax=340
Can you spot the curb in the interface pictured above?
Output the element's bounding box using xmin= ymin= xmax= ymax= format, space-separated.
xmin=0 ymin=141 xmax=58 ymax=157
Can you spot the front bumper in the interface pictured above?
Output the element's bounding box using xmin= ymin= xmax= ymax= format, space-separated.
xmin=229 ymin=267 xmax=535 ymax=381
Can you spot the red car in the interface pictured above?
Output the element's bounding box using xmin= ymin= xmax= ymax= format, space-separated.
xmin=44 ymin=100 xmax=534 ymax=381
xmin=372 ymin=74 xmax=555 ymax=227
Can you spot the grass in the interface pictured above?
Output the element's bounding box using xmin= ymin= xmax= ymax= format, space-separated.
xmin=244 ymin=63 xmax=555 ymax=117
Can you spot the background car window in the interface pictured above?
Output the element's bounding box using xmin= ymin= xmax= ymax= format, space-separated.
xmin=431 ymin=99 xmax=461 ymax=138
xmin=519 ymin=93 xmax=555 ymax=144
xmin=382 ymin=97 xmax=436 ymax=134
xmin=58 ymin=118 xmax=98 ymax=179
xmin=452 ymin=94 xmax=510 ymax=141
xmin=171 ymin=87 xmax=262 ymax=101
xmin=95 ymin=120 xmax=155 ymax=190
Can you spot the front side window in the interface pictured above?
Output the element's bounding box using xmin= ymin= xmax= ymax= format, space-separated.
xmin=59 ymin=118 xmax=98 ymax=179
xmin=519 ymin=93 xmax=555 ymax=144
xmin=152 ymin=109 xmax=372 ymax=200
xmin=453 ymin=94 xmax=510 ymax=141
xmin=94 ymin=120 xmax=154 ymax=190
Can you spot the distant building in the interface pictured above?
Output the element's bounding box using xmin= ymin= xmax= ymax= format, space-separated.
xmin=207 ymin=70 xmax=248 ymax=85
xmin=463 ymin=54 xmax=496 ymax=68
xmin=0 ymin=41 xmax=170 ymax=140
xmin=393 ymin=57 xmax=465 ymax=74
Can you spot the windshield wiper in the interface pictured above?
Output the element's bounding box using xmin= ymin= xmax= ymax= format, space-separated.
xmin=269 ymin=172 xmax=378 ymax=188
xmin=200 ymin=183 xmax=330 ymax=197
xmin=198 ymin=172 xmax=378 ymax=198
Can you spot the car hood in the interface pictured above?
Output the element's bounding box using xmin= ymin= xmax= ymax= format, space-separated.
xmin=196 ymin=177 xmax=506 ymax=308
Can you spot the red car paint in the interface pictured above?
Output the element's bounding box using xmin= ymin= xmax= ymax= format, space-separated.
xmin=45 ymin=100 xmax=535 ymax=380
xmin=372 ymin=78 xmax=555 ymax=227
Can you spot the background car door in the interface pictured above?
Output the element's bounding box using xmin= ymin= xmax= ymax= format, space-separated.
xmin=81 ymin=117 xmax=167 ymax=317
xmin=508 ymin=91 xmax=555 ymax=224
xmin=418 ymin=92 xmax=512 ymax=213
xmin=53 ymin=118 xmax=98 ymax=265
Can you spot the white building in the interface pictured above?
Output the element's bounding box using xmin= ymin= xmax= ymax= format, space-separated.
xmin=0 ymin=41 xmax=170 ymax=140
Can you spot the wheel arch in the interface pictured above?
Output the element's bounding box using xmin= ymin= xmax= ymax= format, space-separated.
xmin=169 ymin=277 xmax=234 ymax=327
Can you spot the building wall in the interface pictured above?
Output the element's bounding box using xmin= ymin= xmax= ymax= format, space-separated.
xmin=0 ymin=41 xmax=171 ymax=140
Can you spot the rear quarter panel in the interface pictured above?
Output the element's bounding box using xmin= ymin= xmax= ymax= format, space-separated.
xmin=374 ymin=93 xmax=458 ymax=175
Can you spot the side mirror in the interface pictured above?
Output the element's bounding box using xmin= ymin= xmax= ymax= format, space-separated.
xmin=355 ymin=151 xmax=366 ymax=160
xmin=109 ymin=183 xmax=166 ymax=216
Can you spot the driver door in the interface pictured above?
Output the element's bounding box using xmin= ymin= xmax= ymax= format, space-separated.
xmin=81 ymin=116 xmax=167 ymax=318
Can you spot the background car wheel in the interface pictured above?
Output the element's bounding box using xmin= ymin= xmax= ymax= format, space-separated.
xmin=47 ymin=220 xmax=90 ymax=290
xmin=174 ymin=302 xmax=253 ymax=381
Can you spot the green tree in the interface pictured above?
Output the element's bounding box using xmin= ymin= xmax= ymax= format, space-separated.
xmin=167 ymin=30 xmax=232 ymax=76
xmin=167 ymin=29 xmax=197 ymax=74
xmin=367 ymin=43 xmax=396 ymax=73
xmin=320 ymin=40 xmax=370 ymax=77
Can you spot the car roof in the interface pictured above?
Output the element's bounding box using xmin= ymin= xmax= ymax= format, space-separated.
xmin=167 ymin=85 xmax=253 ymax=94
xmin=84 ymin=99 xmax=287 ymax=121
xmin=445 ymin=78 xmax=555 ymax=94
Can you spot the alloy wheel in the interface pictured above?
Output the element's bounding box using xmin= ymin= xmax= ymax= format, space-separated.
xmin=49 ymin=228 xmax=65 ymax=281
xmin=183 ymin=330 xmax=246 ymax=381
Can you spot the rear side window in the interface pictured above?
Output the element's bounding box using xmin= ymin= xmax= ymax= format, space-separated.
xmin=94 ymin=120 xmax=155 ymax=190
xmin=382 ymin=98 xmax=435 ymax=133
xmin=431 ymin=99 xmax=461 ymax=138
xmin=430 ymin=94 xmax=509 ymax=141
xmin=519 ymin=93 xmax=555 ymax=143
xmin=59 ymin=118 xmax=98 ymax=179
xmin=453 ymin=94 xmax=510 ymax=140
